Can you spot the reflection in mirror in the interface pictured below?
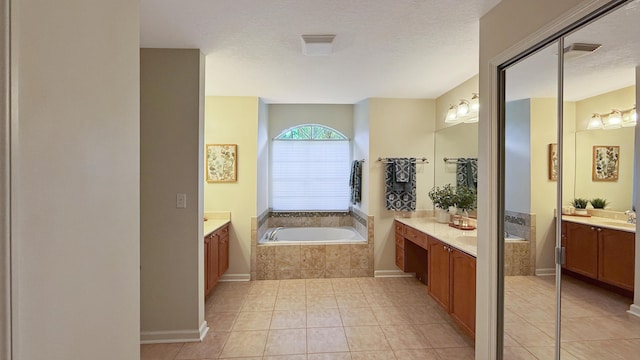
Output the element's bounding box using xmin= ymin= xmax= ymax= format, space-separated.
xmin=561 ymin=0 xmax=639 ymax=356
xmin=502 ymin=39 xmax=560 ymax=356
xmin=434 ymin=122 xmax=478 ymax=189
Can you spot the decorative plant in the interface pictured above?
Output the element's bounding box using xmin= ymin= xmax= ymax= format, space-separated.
xmin=428 ymin=184 xmax=456 ymax=210
xmin=455 ymin=186 xmax=478 ymax=212
xmin=571 ymin=198 xmax=589 ymax=209
xmin=590 ymin=198 xmax=608 ymax=209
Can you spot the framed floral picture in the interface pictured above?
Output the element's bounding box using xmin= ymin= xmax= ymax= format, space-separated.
xmin=592 ymin=145 xmax=619 ymax=181
xmin=206 ymin=144 xmax=237 ymax=182
xmin=548 ymin=143 xmax=558 ymax=181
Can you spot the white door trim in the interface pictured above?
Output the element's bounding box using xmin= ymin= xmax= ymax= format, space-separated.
xmin=0 ymin=0 xmax=11 ymax=359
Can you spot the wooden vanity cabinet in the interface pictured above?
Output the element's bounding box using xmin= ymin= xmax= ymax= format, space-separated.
xmin=428 ymin=237 xmax=451 ymax=309
xmin=395 ymin=222 xmax=406 ymax=271
xmin=218 ymin=225 xmax=230 ymax=275
xmin=428 ymin=236 xmax=476 ymax=337
xmin=564 ymin=221 xmax=635 ymax=292
xmin=598 ymin=227 xmax=634 ymax=291
xmin=565 ymin=221 xmax=598 ymax=278
xmin=205 ymin=224 xmax=230 ymax=297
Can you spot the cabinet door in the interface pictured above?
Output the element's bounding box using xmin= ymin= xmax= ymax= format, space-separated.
xmin=395 ymin=232 xmax=406 ymax=271
xmin=204 ymin=235 xmax=212 ymax=296
xmin=450 ymin=249 xmax=476 ymax=337
xmin=598 ymin=228 xmax=635 ymax=291
xmin=428 ymin=237 xmax=451 ymax=311
xmin=209 ymin=234 xmax=219 ymax=290
xmin=565 ymin=222 xmax=598 ymax=279
xmin=218 ymin=226 xmax=229 ymax=276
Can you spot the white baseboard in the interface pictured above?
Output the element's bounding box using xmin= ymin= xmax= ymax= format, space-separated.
xmin=219 ymin=273 xmax=251 ymax=282
xmin=140 ymin=321 xmax=208 ymax=344
xmin=374 ymin=270 xmax=414 ymax=278
xmin=535 ymin=268 xmax=556 ymax=276
xmin=628 ymin=304 xmax=640 ymax=318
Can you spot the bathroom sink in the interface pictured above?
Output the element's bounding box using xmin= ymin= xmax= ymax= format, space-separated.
xmin=599 ymin=221 xmax=636 ymax=230
xmin=456 ymin=235 xmax=477 ymax=246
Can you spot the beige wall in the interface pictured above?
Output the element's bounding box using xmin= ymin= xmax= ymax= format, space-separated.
xmin=574 ymin=86 xmax=635 ymax=211
xmin=257 ymin=99 xmax=269 ymax=215
xmin=11 ymin=1 xmax=140 ymax=358
xmin=479 ymin=0 xmax=593 ymax=357
xmin=353 ymin=99 xmax=371 ymax=214
xmin=368 ymin=98 xmax=435 ymax=272
xmin=530 ymin=98 xmax=570 ymax=272
xmin=435 ymin=75 xmax=479 ymax=131
xmin=205 ymin=97 xmax=259 ymax=277
xmin=268 ymin=104 xmax=354 ymax=139
xmin=141 ymin=49 xmax=205 ymax=342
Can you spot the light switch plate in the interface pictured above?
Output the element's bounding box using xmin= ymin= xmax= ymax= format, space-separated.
xmin=176 ymin=193 xmax=187 ymax=209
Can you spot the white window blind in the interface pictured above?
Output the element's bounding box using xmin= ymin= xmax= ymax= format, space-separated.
xmin=272 ymin=140 xmax=351 ymax=211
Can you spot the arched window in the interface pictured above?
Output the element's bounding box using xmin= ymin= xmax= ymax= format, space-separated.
xmin=272 ymin=124 xmax=350 ymax=211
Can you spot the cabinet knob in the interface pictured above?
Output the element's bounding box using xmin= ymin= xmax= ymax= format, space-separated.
xmin=597 ymin=228 xmax=602 ymax=232
xmin=590 ymin=227 xmax=596 ymax=231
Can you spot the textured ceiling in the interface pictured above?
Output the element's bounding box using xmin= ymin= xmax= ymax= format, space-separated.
xmin=506 ymin=0 xmax=640 ymax=102
xmin=140 ymin=0 xmax=502 ymax=103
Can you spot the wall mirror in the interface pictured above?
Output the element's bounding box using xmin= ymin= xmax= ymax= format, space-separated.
xmin=433 ymin=123 xmax=478 ymax=189
xmin=499 ymin=0 xmax=640 ymax=358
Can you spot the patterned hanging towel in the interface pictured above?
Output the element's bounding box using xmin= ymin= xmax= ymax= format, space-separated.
xmin=456 ymin=158 xmax=478 ymax=191
xmin=385 ymin=158 xmax=416 ymax=211
xmin=350 ymin=160 xmax=362 ymax=204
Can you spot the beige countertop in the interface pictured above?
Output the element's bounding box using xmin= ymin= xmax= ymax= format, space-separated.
xmin=395 ymin=217 xmax=477 ymax=257
xmin=562 ymin=215 xmax=636 ymax=233
xmin=204 ymin=211 xmax=231 ymax=236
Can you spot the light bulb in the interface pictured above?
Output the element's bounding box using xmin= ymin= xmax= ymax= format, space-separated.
xmin=604 ymin=110 xmax=622 ymax=129
xmin=470 ymin=93 xmax=479 ymax=112
xmin=445 ymin=105 xmax=458 ymax=123
xmin=622 ymin=108 xmax=637 ymax=127
xmin=456 ymin=100 xmax=469 ymax=116
xmin=587 ymin=114 xmax=603 ymax=130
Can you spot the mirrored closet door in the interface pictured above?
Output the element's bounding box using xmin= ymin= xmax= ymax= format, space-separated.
xmin=499 ymin=1 xmax=640 ymax=358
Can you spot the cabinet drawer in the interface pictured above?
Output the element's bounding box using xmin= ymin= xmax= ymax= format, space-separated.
xmin=405 ymin=227 xmax=428 ymax=249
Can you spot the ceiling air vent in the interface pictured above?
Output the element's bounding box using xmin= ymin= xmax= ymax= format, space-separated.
xmin=301 ymin=35 xmax=336 ymax=56
xmin=563 ymin=43 xmax=601 ymax=60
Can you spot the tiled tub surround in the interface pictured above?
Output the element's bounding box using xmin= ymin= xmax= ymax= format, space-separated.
xmin=504 ymin=210 xmax=536 ymax=276
xmin=251 ymin=209 xmax=374 ymax=280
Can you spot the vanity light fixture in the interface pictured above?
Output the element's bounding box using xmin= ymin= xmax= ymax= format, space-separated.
xmin=470 ymin=93 xmax=480 ymax=112
xmin=621 ymin=106 xmax=637 ymax=127
xmin=603 ymin=110 xmax=622 ymax=129
xmin=445 ymin=105 xmax=458 ymax=123
xmin=444 ymin=93 xmax=480 ymax=124
xmin=456 ymin=99 xmax=470 ymax=116
xmin=588 ymin=106 xmax=636 ymax=130
xmin=587 ymin=113 xmax=604 ymax=130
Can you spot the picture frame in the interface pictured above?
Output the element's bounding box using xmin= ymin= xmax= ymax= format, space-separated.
xmin=206 ymin=144 xmax=237 ymax=183
xmin=592 ymin=145 xmax=619 ymax=181
xmin=548 ymin=143 xmax=558 ymax=181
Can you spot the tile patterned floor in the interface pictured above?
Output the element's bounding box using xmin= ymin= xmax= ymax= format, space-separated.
xmin=141 ymin=277 xmax=474 ymax=359
xmin=141 ymin=275 xmax=640 ymax=359
xmin=504 ymin=275 xmax=640 ymax=359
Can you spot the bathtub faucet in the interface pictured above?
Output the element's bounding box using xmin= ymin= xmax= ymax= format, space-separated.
xmin=268 ymin=227 xmax=284 ymax=241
